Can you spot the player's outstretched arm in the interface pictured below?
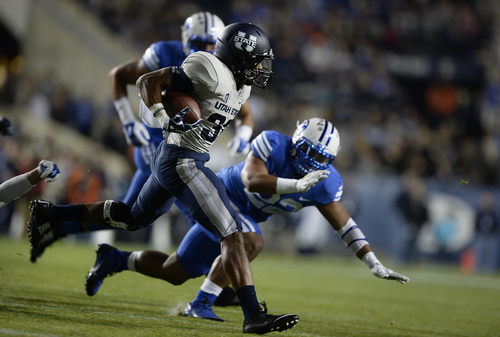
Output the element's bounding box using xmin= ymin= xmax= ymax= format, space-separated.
xmin=0 ymin=160 xmax=60 ymax=206
xmin=318 ymin=201 xmax=409 ymax=285
xmin=241 ymin=151 xmax=329 ymax=195
xmin=108 ymin=59 xmax=151 ymax=147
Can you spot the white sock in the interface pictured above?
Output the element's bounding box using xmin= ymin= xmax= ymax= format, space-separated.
xmin=127 ymin=251 xmax=139 ymax=271
xmin=200 ymin=278 xmax=223 ymax=296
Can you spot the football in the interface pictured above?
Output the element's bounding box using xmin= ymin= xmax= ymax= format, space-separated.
xmin=161 ymin=91 xmax=201 ymax=124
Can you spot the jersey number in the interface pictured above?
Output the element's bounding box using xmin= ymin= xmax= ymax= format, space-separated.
xmin=201 ymin=113 xmax=231 ymax=143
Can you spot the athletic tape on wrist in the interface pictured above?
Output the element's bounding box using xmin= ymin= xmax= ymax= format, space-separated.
xmin=336 ymin=218 xmax=369 ymax=255
xmin=103 ymin=200 xmax=128 ymax=229
xmin=276 ymin=177 xmax=299 ymax=194
xmin=149 ymin=103 xmax=168 ymax=126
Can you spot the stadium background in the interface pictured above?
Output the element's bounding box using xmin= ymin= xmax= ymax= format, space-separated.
xmin=0 ymin=0 xmax=499 ymax=272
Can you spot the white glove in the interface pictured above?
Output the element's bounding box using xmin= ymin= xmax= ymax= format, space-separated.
xmin=38 ymin=160 xmax=60 ymax=183
xmin=123 ymin=119 xmax=151 ymax=147
xmin=114 ymin=96 xmax=150 ymax=147
xmin=227 ymin=124 xmax=252 ymax=159
xmin=276 ymin=170 xmax=329 ymax=194
xmin=227 ymin=135 xmax=250 ymax=159
xmin=363 ymin=252 xmax=409 ymax=284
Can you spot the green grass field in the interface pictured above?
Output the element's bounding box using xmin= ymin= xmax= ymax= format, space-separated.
xmin=0 ymin=237 xmax=499 ymax=336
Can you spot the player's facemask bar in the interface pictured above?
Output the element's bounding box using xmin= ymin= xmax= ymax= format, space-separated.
xmin=243 ymin=51 xmax=274 ymax=88
xmin=292 ymin=138 xmax=337 ymax=176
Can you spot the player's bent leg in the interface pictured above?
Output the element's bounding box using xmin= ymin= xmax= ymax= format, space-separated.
xmin=220 ymin=232 xmax=253 ymax=289
xmin=134 ymin=251 xmax=190 ymax=285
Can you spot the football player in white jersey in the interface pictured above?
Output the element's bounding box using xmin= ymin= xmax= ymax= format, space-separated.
xmin=0 ymin=117 xmax=60 ymax=209
xmin=73 ymin=119 xmax=409 ymax=322
xmin=27 ymin=23 xmax=299 ymax=334
xmin=29 ymin=12 xmax=254 ymax=263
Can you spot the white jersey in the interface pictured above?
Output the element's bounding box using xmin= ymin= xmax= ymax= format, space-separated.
xmin=140 ymin=52 xmax=251 ymax=154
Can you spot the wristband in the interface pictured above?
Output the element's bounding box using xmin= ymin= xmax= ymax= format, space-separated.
xmin=335 ymin=218 xmax=369 ymax=255
xmin=113 ymin=96 xmax=135 ymax=123
xmin=235 ymin=124 xmax=253 ymax=142
xmin=275 ymin=177 xmax=298 ymax=194
xmin=149 ymin=103 xmax=168 ymax=126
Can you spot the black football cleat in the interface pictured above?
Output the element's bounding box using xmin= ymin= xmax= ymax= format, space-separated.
xmin=30 ymin=226 xmax=64 ymax=263
xmin=243 ymin=302 xmax=299 ymax=334
xmin=214 ymin=286 xmax=239 ymax=306
xmin=27 ymin=200 xmax=54 ymax=251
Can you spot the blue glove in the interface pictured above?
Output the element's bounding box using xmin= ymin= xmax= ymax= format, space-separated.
xmin=123 ymin=120 xmax=151 ymax=147
xmin=0 ymin=117 xmax=13 ymax=136
xmin=38 ymin=160 xmax=61 ymax=183
xmin=163 ymin=107 xmax=202 ymax=133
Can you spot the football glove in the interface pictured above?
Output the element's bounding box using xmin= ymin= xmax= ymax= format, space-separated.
xmin=363 ymin=252 xmax=409 ymax=284
xmin=227 ymin=135 xmax=250 ymax=159
xmin=227 ymin=124 xmax=252 ymax=159
xmin=38 ymin=160 xmax=61 ymax=183
xmin=123 ymin=120 xmax=151 ymax=147
xmin=370 ymin=263 xmax=409 ymax=284
xmin=0 ymin=117 xmax=13 ymax=136
xmin=163 ymin=107 xmax=202 ymax=133
xmin=276 ymin=170 xmax=329 ymax=194
xmin=296 ymin=170 xmax=330 ymax=193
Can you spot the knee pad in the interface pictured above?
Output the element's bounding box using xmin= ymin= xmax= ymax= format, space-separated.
xmin=103 ymin=200 xmax=137 ymax=230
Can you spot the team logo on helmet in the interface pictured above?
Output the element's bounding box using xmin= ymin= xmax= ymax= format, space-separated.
xmin=234 ymin=31 xmax=257 ymax=52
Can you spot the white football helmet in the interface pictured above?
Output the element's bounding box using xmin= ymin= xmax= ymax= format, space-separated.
xmin=181 ymin=12 xmax=225 ymax=55
xmin=291 ymin=118 xmax=341 ymax=176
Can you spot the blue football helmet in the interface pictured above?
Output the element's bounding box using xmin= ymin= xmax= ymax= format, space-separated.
xmin=291 ymin=118 xmax=341 ymax=176
xmin=181 ymin=12 xmax=225 ymax=55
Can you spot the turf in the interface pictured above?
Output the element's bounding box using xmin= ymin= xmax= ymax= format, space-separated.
xmin=0 ymin=237 xmax=499 ymax=336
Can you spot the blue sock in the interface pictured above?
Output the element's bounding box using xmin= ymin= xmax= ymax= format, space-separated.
xmin=235 ymin=285 xmax=261 ymax=321
xmin=112 ymin=248 xmax=130 ymax=273
xmin=49 ymin=204 xmax=85 ymax=225
xmin=193 ymin=290 xmax=217 ymax=305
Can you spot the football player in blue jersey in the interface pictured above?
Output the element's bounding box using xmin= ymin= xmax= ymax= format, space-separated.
xmin=29 ymin=12 xmax=254 ymax=263
xmin=72 ymin=118 xmax=409 ymax=322
xmin=27 ymin=22 xmax=299 ymax=334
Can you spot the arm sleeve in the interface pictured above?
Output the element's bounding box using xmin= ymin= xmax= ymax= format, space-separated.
xmin=0 ymin=173 xmax=35 ymax=206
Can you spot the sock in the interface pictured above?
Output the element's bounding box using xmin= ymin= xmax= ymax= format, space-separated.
xmin=113 ymin=248 xmax=131 ymax=273
xmin=127 ymin=251 xmax=139 ymax=271
xmin=49 ymin=204 xmax=85 ymax=225
xmin=235 ymin=285 xmax=261 ymax=321
xmin=193 ymin=290 xmax=217 ymax=305
xmin=193 ymin=279 xmax=222 ymax=304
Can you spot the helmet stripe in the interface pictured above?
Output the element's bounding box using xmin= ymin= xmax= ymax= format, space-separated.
xmin=318 ymin=119 xmax=329 ymax=143
xmin=324 ymin=122 xmax=334 ymax=146
xmin=203 ymin=12 xmax=209 ymax=35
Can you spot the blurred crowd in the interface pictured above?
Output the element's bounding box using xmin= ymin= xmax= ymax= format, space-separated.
xmin=1 ymin=0 xmax=499 ymax=270
xmin=47 ymin=0 xmax=500 ymax=185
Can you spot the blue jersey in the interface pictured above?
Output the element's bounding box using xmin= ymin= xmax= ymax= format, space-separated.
xmin=217 ymin=130 xmax=344 ymax=223
xmin=178 ymin=130 xmax=344 ymax=278
xmin=140 ymin=40 xmax=188 ymax=143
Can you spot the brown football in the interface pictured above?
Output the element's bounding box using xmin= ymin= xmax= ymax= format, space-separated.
xmin=161 ymin=91 xmax=201 ymax=124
